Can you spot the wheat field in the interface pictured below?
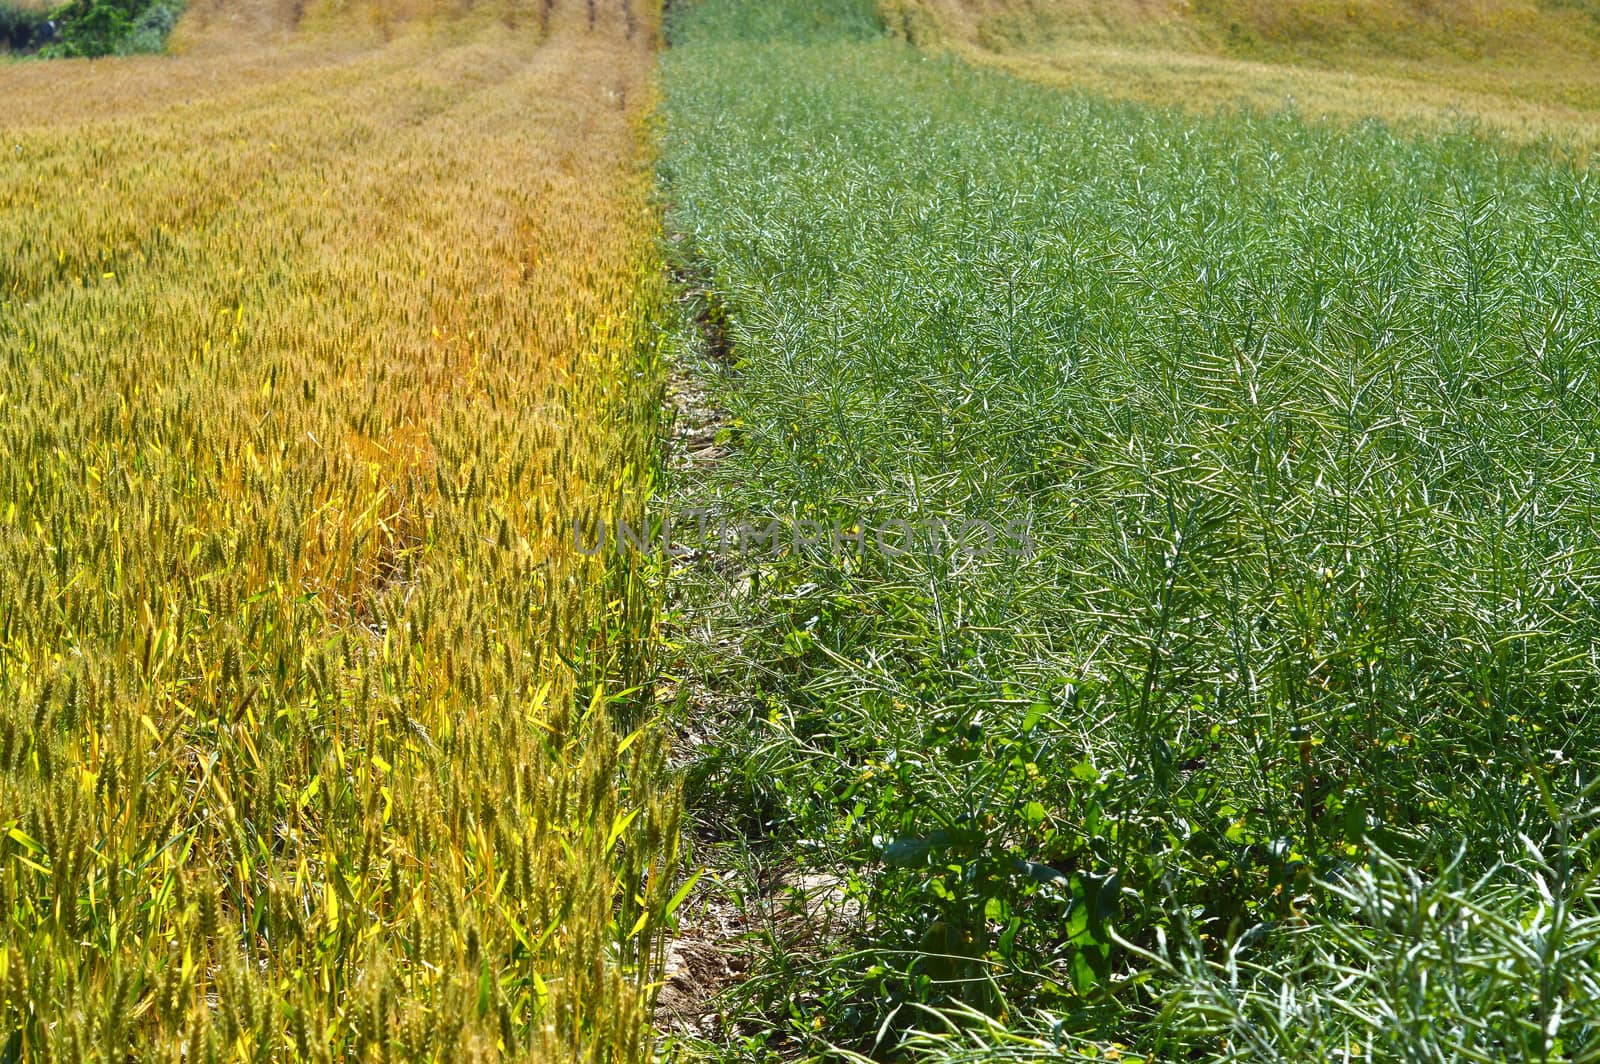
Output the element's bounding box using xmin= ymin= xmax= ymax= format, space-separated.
xmin=882 ymin=0 xmax=1600 ymax=157
xmin=0 ymin=2 xmax=678 ymax=1060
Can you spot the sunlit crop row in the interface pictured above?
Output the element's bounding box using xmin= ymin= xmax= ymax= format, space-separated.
xmin=0 ymin=3 xmax=675 ymax=1060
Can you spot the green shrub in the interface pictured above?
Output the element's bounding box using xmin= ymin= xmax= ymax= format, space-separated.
xmin=43 ymin=0 xmax=184 ymax=57
xmin=0 ymin=2 xmax=48 ymax=51
xmin=49 ymin=0 xmax=134 ymax=56
xmin=116 ymin=0 xmax=182 ymax=54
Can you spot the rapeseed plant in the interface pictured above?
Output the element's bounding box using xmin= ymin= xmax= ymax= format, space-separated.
xmin=661 ymin=2 xmax=1600 ymax=1059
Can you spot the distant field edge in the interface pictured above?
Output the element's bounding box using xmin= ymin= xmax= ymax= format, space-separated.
xmin=880 ymin=0 xmax=1600 ymax=162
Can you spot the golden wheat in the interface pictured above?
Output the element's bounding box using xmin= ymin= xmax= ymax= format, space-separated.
xmin=883 ymin=0 xmax=1600 ymax=157
xmin=0 ymin=2 xmax=676 ymax=1060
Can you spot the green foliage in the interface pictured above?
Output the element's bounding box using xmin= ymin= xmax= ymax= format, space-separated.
xmin=1543 ymin=0 xmax=1600 ymax=27
xmin=661 ymin=0 xmax=1600 ymax=1058
xmin=49 ymin=0 xmax=134 ymax=56
xmin=664 ymin=0 xmax=880 ymax=45
xmin=42 ymin=0 xmax=184 ymax=57
xmin=0 ymin=2 xmax=48 ymax=51
xmin=120 ymin=0 xmax=182 ymax=53
xmin=1147 ymin=816 xmax=1600 ymax=1061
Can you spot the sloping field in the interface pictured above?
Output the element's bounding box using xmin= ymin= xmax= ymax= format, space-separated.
xmin=887 ymin=0 xmax=1600 ymax=60
xmin=883 ymin=0 xmax=1600 ymax=155
xmin=0 ymin=2 xmax=677 ymax=1060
